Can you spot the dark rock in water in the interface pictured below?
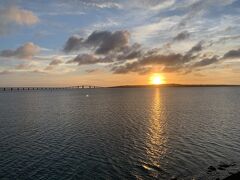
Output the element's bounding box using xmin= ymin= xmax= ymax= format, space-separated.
xmin=218 ymin=162 xmax=236 ymax=170
xmin=223 ymin=172 xmax=240 ymax=180
xmin=218 ymin=166 xmax=226 ymax=170
xmin=208 ymin=166 xmax=217 ymax=173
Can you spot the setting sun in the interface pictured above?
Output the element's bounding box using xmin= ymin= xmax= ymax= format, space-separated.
xmin=150 ymin=74 xmax=165 ymax=85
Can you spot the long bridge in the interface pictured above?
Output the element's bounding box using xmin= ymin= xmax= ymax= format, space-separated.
xmin=0 ymin=85 xmax=102 ymax=92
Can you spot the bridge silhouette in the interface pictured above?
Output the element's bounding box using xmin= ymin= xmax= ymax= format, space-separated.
xmin=0 ymin=85 xmax=102 ymax=92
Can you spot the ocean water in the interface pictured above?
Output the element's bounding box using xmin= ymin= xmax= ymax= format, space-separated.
xmin=0 ymin=87 xmax=240 ymax=179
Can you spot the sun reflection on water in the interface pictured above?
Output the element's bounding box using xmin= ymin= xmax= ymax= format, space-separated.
xmin=143 ymin=88 xmax=168 ymax=176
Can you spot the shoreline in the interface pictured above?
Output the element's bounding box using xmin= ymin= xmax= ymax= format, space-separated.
xmin=109 ymin=84 xmax=240 ymax=88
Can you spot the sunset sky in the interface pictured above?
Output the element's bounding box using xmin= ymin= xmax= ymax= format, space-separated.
xmin=0 ymin=0 xmax=240 ymax=87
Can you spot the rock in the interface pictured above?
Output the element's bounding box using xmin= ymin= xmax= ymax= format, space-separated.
xmin=223 ymin=172 xmax=240 ymax=180
xmin=218 ymin=166 xmax=226 ymax=170
xmin=170 ymin=177 xmax=177 ymax=180
xmin=208 ymin=166 xmax=217 ymax=173
xmin=170 ymin=176 xmax=177 ymax=180
xmin=218 ymin=162 xmax=236 ymax=171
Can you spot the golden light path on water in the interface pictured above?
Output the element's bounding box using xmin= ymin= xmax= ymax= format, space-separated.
xmin=143 ymin=88 xmax=168 ymax=178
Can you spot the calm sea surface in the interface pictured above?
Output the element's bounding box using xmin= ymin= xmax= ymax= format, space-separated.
xmin=0 ymin=87 xmax=240 ymax=179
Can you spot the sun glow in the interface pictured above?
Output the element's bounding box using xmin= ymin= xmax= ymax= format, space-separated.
xmin=150 ymin=74 xmax=165 ymax=85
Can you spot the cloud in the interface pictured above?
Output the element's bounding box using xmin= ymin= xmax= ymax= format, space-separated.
xmin=178 ymin=1 xmax=209 ymax=27
xmin=187 ymin=41 xmax=204 ymax=55
xmin=67 ymin=54 xmax=100 ymax=65
xmin=65 ymin=30 xmax=219 ymax=75
xmin=30 ymin=70 xmax=47 ymax=74
xmin=162 ymin=66 xmax=182 ymax=73
xmin=64 ymin=30 xmax=238 ymax=75
xmin=111 ymin=51 xmax=193 ymax=74
xmin=92 ymin=2 xmax=122 ymax=9
xmin=44 ymin=59 xmax=63 ymax=71
xmin=94 ymin=31 xmax=130 ymax=54
xmin=112 ymin=62 xmax=152 ymax=75
xmin=0 ymin=6 xmax=39 ymax=35
xmin=63 ymin=0 xmax=122 ymax=9
xmin=140 ymin=53 xmax=190 ymax=66
xmin=191 ymin=56 xmax=219 ymax=68
xmin=178 ymin=0 xmax=236 ymax=27
xmin=49 ymin=59 xmax=63 ymax=66
xmin=0 ymin=42 xmax=40 ymax=59
xmin=223 ymin=49 xmax=240 ymax=59
xmin=173 ymin=31 xmax=190 ymax=41
xmin=15 ymin=63 xmax=34 ymax=70
xmin=116 ymin=43 xmax=142 ymax=60
xmin=216 ymin=35 xmax=240 ymax=44
xmin=63 ymin=36 xmax=84 ymax=53
xmin=150 ymin=0 xmax=175 ymax=11
xmin=67 ymin=44 xmax=143 ymax=66
xmin=110 ymin=41 xmax=218 ymax=75
xmin=58 ymin=0 xmax=175 ymax=11
xmin=85 ymin=68 xmax=101 ymax=73
xmin=63 ymin=30 xmax=130 ymax=54
xmin=65 ymin=30 xmax=141 ymax=66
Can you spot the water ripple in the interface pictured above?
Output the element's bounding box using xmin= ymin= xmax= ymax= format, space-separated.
xmin=0 ymin=87 xmax=240 ymax=179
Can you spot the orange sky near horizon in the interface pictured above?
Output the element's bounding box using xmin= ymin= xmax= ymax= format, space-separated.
xmin=1 ymin=68 xmax=239 ymax=87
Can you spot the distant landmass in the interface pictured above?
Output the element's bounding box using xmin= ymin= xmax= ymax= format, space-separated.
xmin=109 ymin=84 xmax=240 ymax=88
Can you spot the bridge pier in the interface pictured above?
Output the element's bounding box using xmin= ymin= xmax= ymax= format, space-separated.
xmin=1 ymin=85 xmax=100 ymax=92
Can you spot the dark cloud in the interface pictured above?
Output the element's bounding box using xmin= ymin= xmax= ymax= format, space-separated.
xmin=223 ymin=49 xmax=240 ymax=59
xmin=187 ymin=41 xmax=204 ymax=55
xmin=111 ymin=52 xmax=191 ymax=74
xmin=67 ymin=53 xmax=119 ymax=66
xmin=110 ymin=41 xmax=221 ymax=75
xmin=67 ymin=42 xmax=142 ymax=66
xmin=140 ymin=53 xmax=190 ymax=66
xmin=63 ymin=36 xmax=84 ymax=53
xmin=86 ymin=31 xmax=112 ymax=47
xmin=65 ymin=30 xmax=236 ymax=75
xmin=65 ymin=37 xmax=212 ymax=74
xmin=173 ymin=31 xmax=190 ymax=41
xmin=192 ymin=56 xmax=219 ymax=68
xmin=63 ymin=30 xmax=130 ymax=54
xmin=0 ymin=42 xmax=40 ymax=59
xmin=67 ymin=54 xmax=100 ymax=65
xmin=94 ymin=31 xmax=130 ymax=54
xmin=112 ymin=62 xmax=152 ymax=75
xmin=117 ymin=43 xmax=142 ymax=60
